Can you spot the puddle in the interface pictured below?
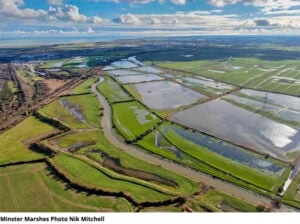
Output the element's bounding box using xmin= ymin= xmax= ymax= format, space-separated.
xmin=59 ymin=98 xmax=86 ymax=123
xmin=130 ymin=105 xmax=157 ymax=125
xmin=155 ymin=131 xmax=182 ymax=159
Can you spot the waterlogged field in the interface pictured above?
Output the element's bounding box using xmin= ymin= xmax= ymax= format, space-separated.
xmin=0 ymin=116 xmax=55 ymax=165
xmin=224 ymin=89 xmax=300 ymax=127
xmin=107 ymin=69 xmax=142 ymax=76
xmin=176 ymin=77 xmax=236 ymax=96
xmin=138 ymin=122 xmax=289 ymax=194
xmin=97 ymin=77 xmax=132 ymax=103
xmin=112 ymin=101 xmax=161 ymax=140
xmin=172 ymin=99 xmax=300 ymax=160
xmin=125 ymin=81 xmax=207 ymax=115
xmin=39 ymin=93 xmax=101 ymax=129
xmin=116 ymin=74 xmax=164 ymax=84
xmin=157 ymin=58 xmax=300 ymax=96
xmin=133 ymin=66 xmax=162 ymax=74
xmin=46 ymin=130 xmax=199 ymax=197
xmin=0 ymin=163 xmax=131 ymax=212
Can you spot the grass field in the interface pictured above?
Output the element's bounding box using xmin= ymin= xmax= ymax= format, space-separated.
xmin=157 ymin=58 xmax=300 ymax=96
xmin=48 ymin=130 xmax=199 ymax=197
xmin=61 ymin=94 xmax=102 ymax=127
xmin=97 ymin=77 xmax=132 ymax=103
xmin=39 ymin=93 xmax=101 ymax=129
xmin=185 ymin=189 xmax=258 ymax=212
xmin=51 ymin=153 xmax=178 ymax=203
xmin=283 ymin=174 xmax=300 ymax=208
xmin=0 ymin=116 xmax=55 ymax=165
xmin=112 ymin=101 xmax=161 ymax=140
xmin=70 ymin=77 xmax=98 ymax=95
xmin=39 ymin=100 xmax=89 ymax=129
xmin=0 ymin=163 xmax=132 ymax=212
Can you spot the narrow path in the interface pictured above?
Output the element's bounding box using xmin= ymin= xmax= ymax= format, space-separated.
xmin=91 ymin=77 xmax=299 ymax=212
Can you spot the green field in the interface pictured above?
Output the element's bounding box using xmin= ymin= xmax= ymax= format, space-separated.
xmin=70 ymin=77 xmax=98 ymax=95
xmin=283 ymin=174 xmax=300 ymax=208
xmin=185 ymin=189 xmax=259 ymax=212
xmin=48 ymin=130 xmax=199 ymax=197
xmin=97 ymin=77 xmax=132 ymax=103
xmin=0 ymin=116 xmax=55 ymax=165
xmin=0 ymin=163 xmax=131 ymax=212
xmin=157 ymin=58 xmax=300 ymax=96
xmin=112 ymin=101 xmax=161 ymax=140
xmin=39 ymin=93 xmax=101 ymax=129
xmin=138 ymin=122 xmax=289 ymax=195
xmin=51 ymin=153 xmax=178 ymax=203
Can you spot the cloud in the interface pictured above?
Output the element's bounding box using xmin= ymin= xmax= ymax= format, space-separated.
xmin=0 ymin=0 xmax=108 ymax=24
xmin=206 ymin=0 xmax=300 ymax=12
xmin=0 ymin=0 xmax=47 ymax=19
xmin=48 ymin=0 xmax=64 ymax=5
xmin=93 ymin=0 xmax=187 ymax=5
xmin=49 ymin=5 xmax=88 ymax=22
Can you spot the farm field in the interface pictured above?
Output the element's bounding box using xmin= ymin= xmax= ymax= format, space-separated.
xmin=0 ymin=116 xmax=56 ymax=165
xmin=0 ymin=163 xmax=131 ymax=212
xmin=185 ymin=189 xmax=259 ymax=212
xmin=39 ymin=93 xmax=102 ymax=129
xmin=50 ymin=153 xmax=178 ymax=203
xmin=138 ymin=122 xmax=289 ymax=195
xmin=70 ymin=77 xmax=99 ymax=95
xmin=283 ymin=174 xmax=300 ymax=208
xmin=125 ymin=81 xmax=207 ymax=116
xmin=157 ymin=58 xmax=300 ymax=96
xmin=112 ymin=101 xmax=161 ymax=141
xmin=97 ymin=77 xmax=132 ymax=103
xmin=171 ymin=99 xmax=300 ymax=160
xmin=45 ymin=130 xmax=199 ymax=197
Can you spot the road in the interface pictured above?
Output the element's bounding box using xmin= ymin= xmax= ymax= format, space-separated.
xmin=91 ymin=78 xmax=299 ymax=212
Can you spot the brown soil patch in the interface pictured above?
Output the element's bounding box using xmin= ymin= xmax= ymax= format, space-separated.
xmin=41 ymin=79 xmax=68 ymax=94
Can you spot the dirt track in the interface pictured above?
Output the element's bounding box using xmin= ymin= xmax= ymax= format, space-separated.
xmin=91 ymin=77 xmax=299 ymax=212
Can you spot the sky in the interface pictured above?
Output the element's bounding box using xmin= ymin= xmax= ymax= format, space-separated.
xmin=1 ymin=0 xmax=300 ymax=37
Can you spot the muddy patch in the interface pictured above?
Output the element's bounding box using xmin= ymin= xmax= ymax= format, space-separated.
xmin=88 ymin=149 xmax=178 ymax=187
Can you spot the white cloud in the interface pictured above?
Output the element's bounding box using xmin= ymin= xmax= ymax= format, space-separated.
xmin=48 ymin=0 xmax=64 ymax=5
xmin=94 ymin=0 xmax=187 ymax=5
xmin=207 ymin=0 xmax=300 ymax=12
xmin=0 ymin=0 xmax=47 ymax=19
xmin=49 ymin=5 xmax=88 ymax=22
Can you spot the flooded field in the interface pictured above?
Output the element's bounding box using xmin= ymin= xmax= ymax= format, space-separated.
xmin=171 ymin=99 xmax=300 ymax=159
xmin=177 ymin=77 xmax=235 ymax=95
xmin=160 ymin=124 xmax=284 ymax=176
xmin=131 ymin=81 xmax=207 ymax=110
xmin=133 ymin=66 xmax=162 ymax=74
xmin=107 ymin=69 xmax=142 ymax=76
xmin=225 ymin=89 xmax=300 ymax=125
xmin=111 ymin=60 xmax=138 ymax=69
xmin=116 ymin=74 xmax=164 ymax=84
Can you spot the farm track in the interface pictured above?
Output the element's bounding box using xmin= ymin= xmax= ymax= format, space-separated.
xmin=0 ymin=67 xmax=100 ymax=133
xmin=91 ymin=77 xmax=299 ymax=212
